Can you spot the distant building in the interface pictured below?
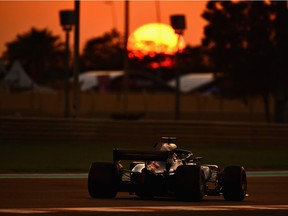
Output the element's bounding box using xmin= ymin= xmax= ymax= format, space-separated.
xmin=78 ymin=70 xmax=215 ymax=93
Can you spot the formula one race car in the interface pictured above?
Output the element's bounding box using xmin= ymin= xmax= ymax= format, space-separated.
xmin=88 ymin=137 xmax=247 ymax=201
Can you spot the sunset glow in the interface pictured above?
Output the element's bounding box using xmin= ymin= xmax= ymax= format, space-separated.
xmin=0 ymin=1 xmax=207 ymax=55
xmin=127 ymin=23 xmax=185 ymax=59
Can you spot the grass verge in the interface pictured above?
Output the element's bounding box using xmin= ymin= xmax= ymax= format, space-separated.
xmin=0 ymin=140 xmax=288 ymax=172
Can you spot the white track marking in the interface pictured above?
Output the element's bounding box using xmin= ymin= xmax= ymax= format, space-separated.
xmin=1 ymin=205 xmax=288 ymax=214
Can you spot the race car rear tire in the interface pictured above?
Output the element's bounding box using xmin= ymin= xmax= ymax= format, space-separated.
xmin=175 ymin=165 xmax=205 ymax=201
xmin=221 ymin=166 xmax=247 ymax=201
xmin=88 ymin=162 xmax=118 ymax=199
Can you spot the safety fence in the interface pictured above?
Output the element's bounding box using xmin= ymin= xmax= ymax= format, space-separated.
xmin=1 ymin=117 xmax=288 ymax=145
xmin=0 ymin=92 xmax=270 ymax=122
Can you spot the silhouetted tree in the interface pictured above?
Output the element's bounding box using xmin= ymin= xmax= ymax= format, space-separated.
xmin=2 ymin=28 xmax=66 ymax=85
xmin=81 ymin=29 xmax=124 ymax=71
xmin=179 ymin=45 xmax=214 ymax=73
xmin=202 ymin=0 xmax=288 ymax=122
xmin=271 ymin=2 xmax=288 ymax=122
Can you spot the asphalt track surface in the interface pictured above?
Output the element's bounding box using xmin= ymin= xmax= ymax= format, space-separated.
xmin=0 ymin=175 xmax=288 ymax=214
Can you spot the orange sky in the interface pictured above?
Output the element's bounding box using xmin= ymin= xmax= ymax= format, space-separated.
xmin=0 ymin=1 xmax=208 ymax=56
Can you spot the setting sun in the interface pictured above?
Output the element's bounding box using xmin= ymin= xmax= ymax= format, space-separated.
xmin=127 ymin=23 xmax=185 ymax=59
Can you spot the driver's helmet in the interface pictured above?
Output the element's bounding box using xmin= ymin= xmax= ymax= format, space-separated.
xmin=159 ymin=143 xmax=177 ymax=151
xmin=154 ymin=137 xmax=177 ymax=151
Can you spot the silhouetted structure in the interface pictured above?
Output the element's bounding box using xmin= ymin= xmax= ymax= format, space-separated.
xmin=60 ymin=10 xmax=75 ymax=118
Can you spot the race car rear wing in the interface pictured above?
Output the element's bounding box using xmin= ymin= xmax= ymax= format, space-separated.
xmin=113 ymin=148 xmax=172 ymax=162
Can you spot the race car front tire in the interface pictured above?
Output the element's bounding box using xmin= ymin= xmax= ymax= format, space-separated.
xmin=175 ymin=165 xmax=205 ymax=201
xmin=221 ymin=166 xmax=247 ymax=201
xmin=88 ymin=162 xmax=118 ymax=198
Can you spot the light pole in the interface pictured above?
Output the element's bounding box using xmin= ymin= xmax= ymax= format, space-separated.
xmin=59 ymin=10 xmax=75 ymax=118
xmin=73 ymin=1 xmax=80 ymax=118
xmin=170 ymin=14 xmax=186 ymax=120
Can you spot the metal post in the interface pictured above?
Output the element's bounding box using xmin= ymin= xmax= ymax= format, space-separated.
xmin=73 ymin=0 xmax=80 ymax=118
xmin=175 ymin=35 xmax=181 ymax=120
xmin=123 ymin=0 xmax=129 ymax=113
xmin=170 ymin=14 xmax=186 ymax=121
xmin=64 ymin=31 xmax=70 ymax=118
xmin=59 ymin=10 xmax=75 ymax=118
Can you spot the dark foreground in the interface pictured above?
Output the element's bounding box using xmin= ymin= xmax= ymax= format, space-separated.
xmin=0 ymin=176 xmax=287 ymax=215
